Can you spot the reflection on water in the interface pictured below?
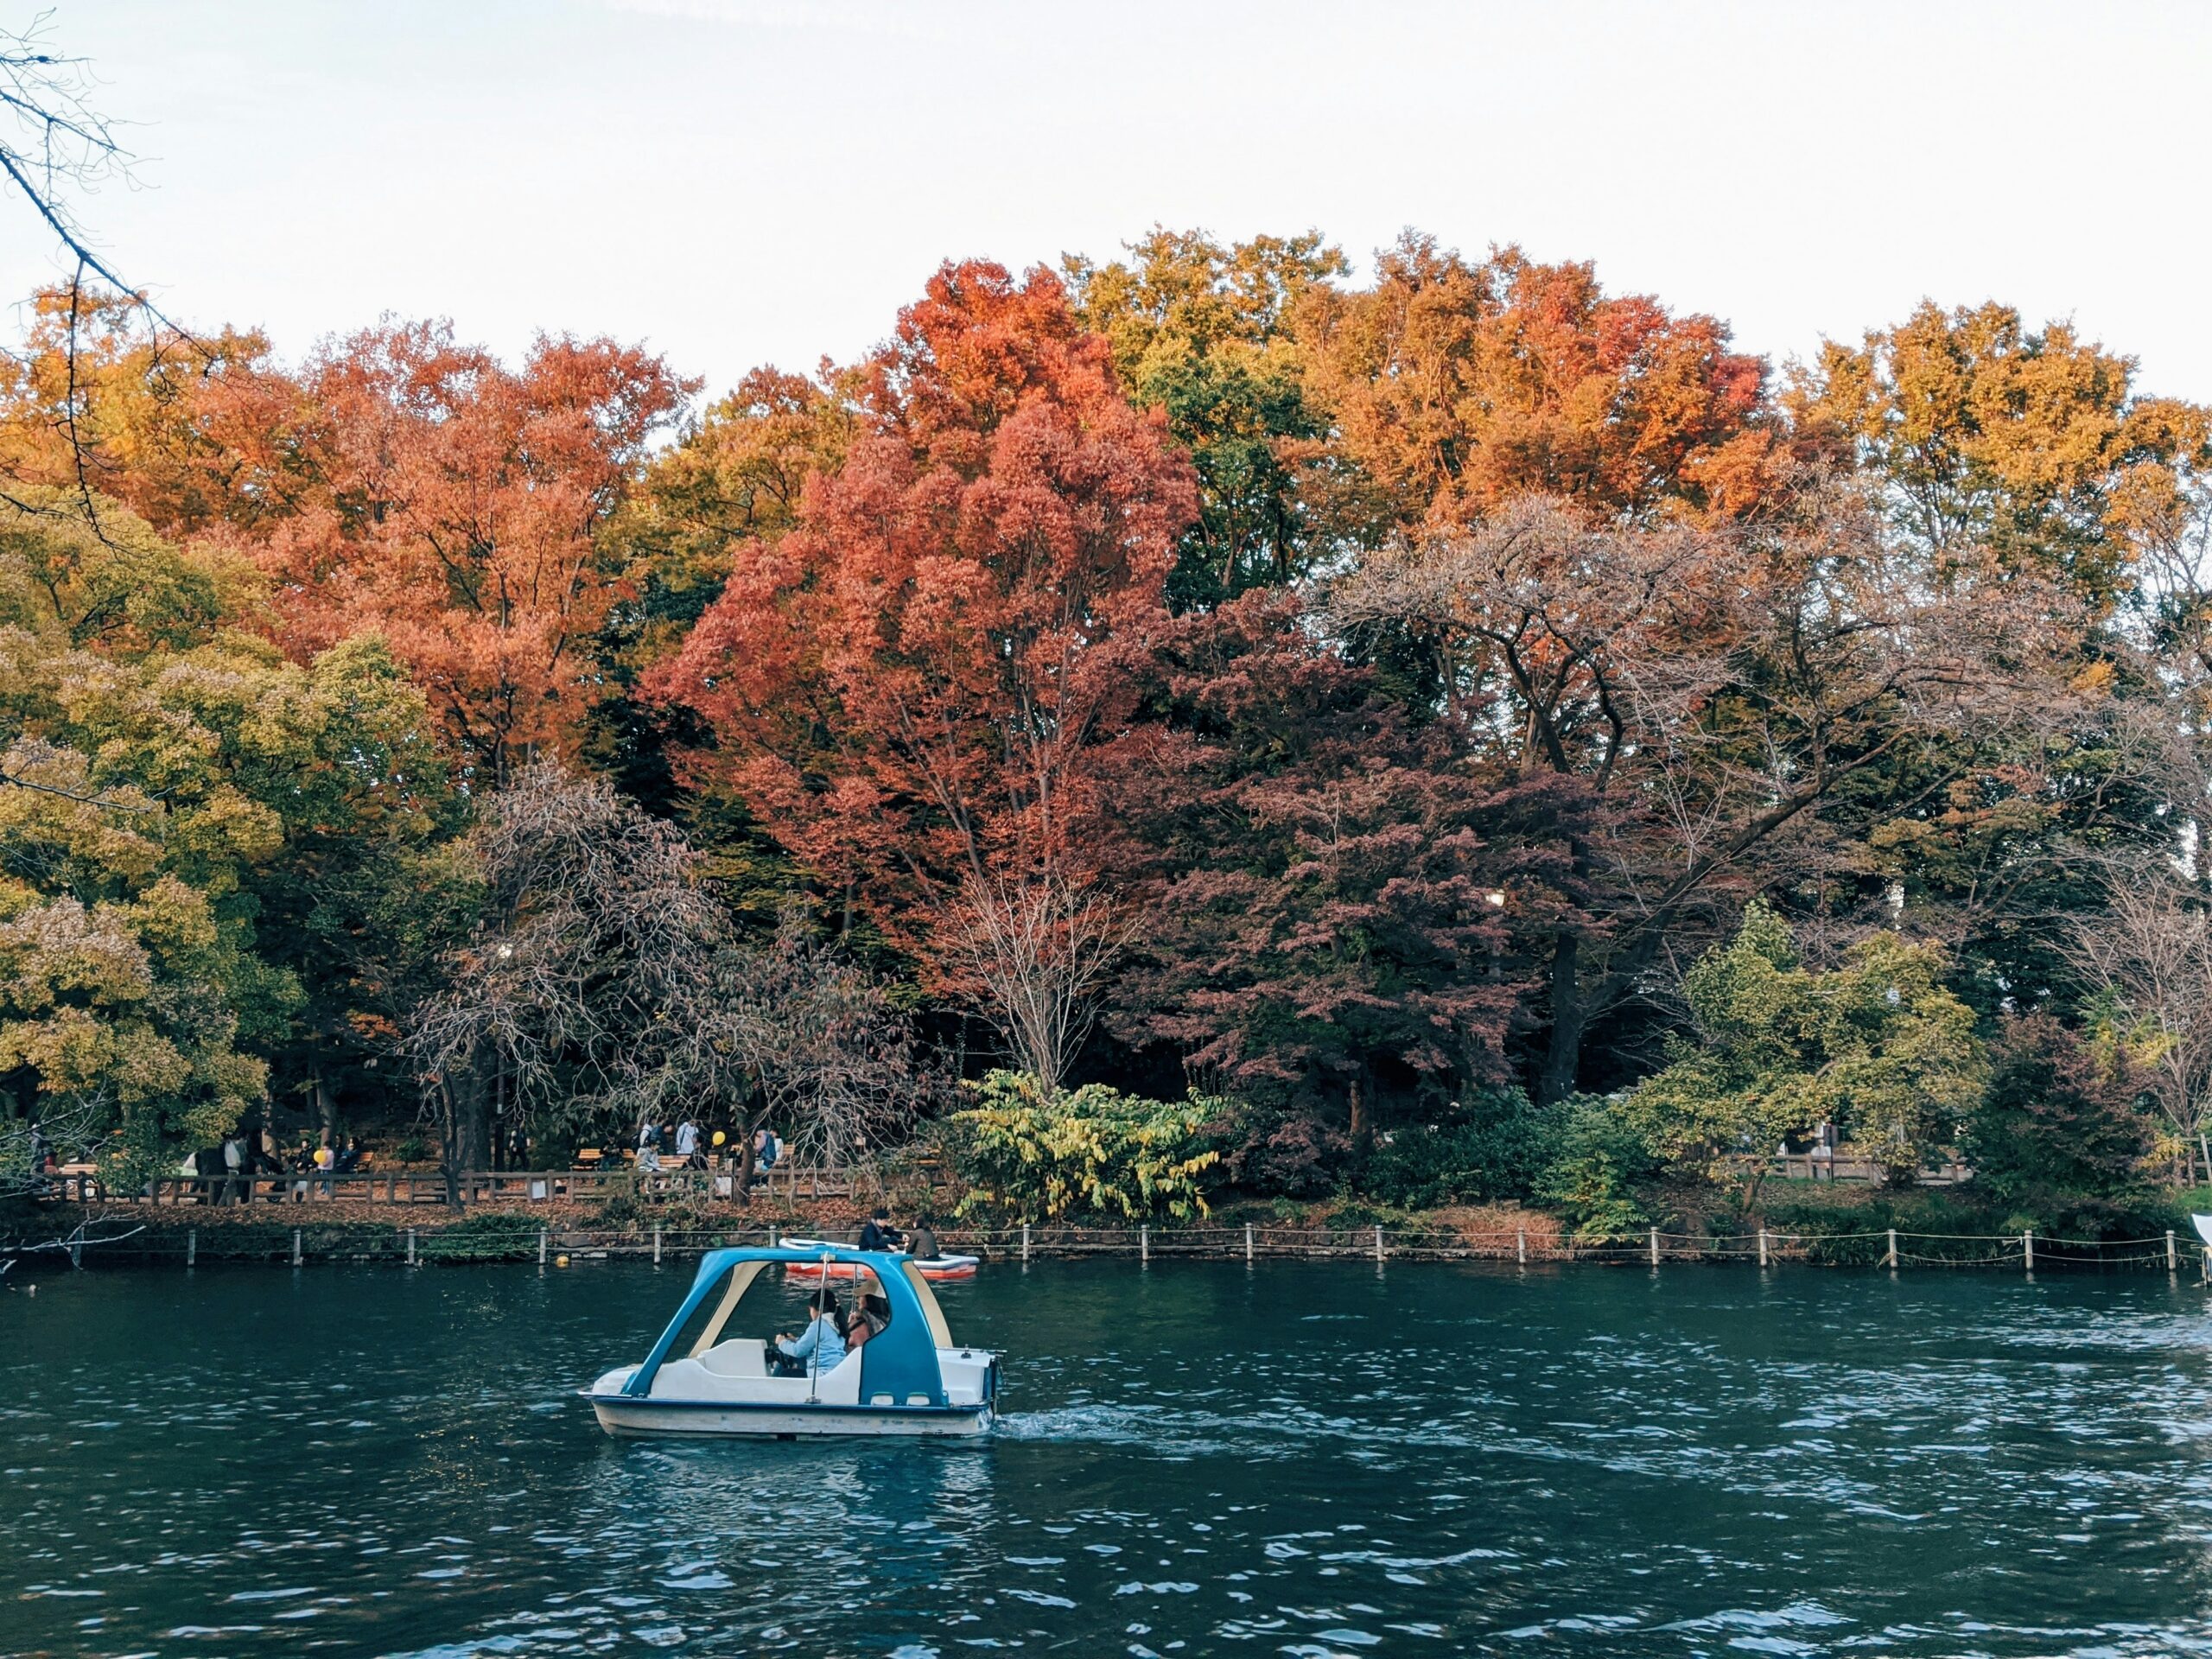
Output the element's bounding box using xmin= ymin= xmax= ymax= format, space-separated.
xmin=4 ymin=1258 xmax=2212 ymax=1656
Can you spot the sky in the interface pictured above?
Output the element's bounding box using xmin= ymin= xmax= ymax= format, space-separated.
xmin=6 ymin=0 xmax=2209 ymax=407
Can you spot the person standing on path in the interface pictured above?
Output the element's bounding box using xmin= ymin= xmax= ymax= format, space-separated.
xmin=674 ymin=1117 xmax=700 ymax=1170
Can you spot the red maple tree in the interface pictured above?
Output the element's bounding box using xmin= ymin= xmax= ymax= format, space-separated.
xmin=647 ymin=261 xmax=1198 ymax=1078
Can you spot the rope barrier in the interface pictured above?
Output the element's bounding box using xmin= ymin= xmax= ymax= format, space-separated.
xmin=16 ymin=1219 xmax=2206 ymax=1273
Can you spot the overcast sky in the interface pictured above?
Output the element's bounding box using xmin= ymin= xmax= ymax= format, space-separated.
xmin=7 ymin=0 xmax=2208 ymax=405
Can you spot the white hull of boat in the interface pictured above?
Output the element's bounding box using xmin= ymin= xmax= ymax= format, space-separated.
xmin=588 ymin=1395 xmax=993 ymax=1438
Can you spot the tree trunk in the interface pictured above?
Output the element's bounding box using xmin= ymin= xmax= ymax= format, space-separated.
xmin=734 ymin=1126 xmax=758 ymax=1208
xmin=313 ymin=1065 xmax=339 ymax=1151
xmin=1348 ymin=1072 xmax=1369 ymax=1148
xmin=1538 ymin=930 xmax=1589 ymax=1105
xmin=442 ymin=1062 xmax=492 ymax=1211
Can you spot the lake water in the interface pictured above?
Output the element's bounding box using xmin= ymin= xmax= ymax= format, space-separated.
xmin=5 ymin=1256 xmax=2212 ymax=1657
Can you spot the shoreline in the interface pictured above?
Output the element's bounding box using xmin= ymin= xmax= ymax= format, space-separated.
xmin=6 ymin=1214 xmax=2199 ymax=1275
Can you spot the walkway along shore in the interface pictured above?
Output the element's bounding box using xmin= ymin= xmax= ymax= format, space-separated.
xmin=10 ymin=1219 xmax=2207 ymax=1274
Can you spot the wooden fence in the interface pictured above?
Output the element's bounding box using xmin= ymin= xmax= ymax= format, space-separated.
xmin=1754 ymin=1154 xmax=1972 ymax=1185
xmin=46 ymin=1150 xmax=1967 ymax=1210
xmin=44 ymin=1161 xmax=859 ymax=1207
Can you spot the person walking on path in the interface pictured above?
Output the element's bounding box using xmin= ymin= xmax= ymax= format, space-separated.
xmin=674 ymin=1117 xmax=700 ymax=1170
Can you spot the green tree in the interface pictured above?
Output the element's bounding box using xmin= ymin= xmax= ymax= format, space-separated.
xmin=1532 ymin=1095 xmax=1656 ymax=1240
xmin=1624 ymin=901 xmax=1985 ymax=1193
xmin=0 ymin=493 xmax=455 ymax=1171
xmin=1962 ymin=1013 xmax=2153 ymax=1224
xmin=1067 ymin=228 xmax=1346 ymax=609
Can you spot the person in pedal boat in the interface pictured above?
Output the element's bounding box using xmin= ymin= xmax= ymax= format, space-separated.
xmin=857 ymin=1207 xmax=905 ymax=1252
xmin=772 ymin=1289 xmax=846 ymax=1376
xmin=845 ymin=1291 xmax=888 ymax=1356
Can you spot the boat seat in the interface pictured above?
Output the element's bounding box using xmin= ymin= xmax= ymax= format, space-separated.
xmin=647 ymin=1347 xmax=866 ymax=1406
xmin=696 ymin=1338 xmax=768 ymax=1378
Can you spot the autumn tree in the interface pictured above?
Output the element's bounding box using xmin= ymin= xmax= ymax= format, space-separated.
xmin=1790 ymin=300 xmax=2212 ymax=613
xmin=1068 ymin=228 xmax=1346 ymax=607
xmin=648 ymin=260 xmax=1198 ymax=1091
xmin=204 ymin=321 xmax=691 ymax=784
xmin=600 ymin=365 xmax=855 ymax=674
xmin=1333 ymin=484 xmax=2067 ymax=1100
xmin=1098 ymin=591 xmax=1584 ymax=1151
xmin=586 ymin=365 xmax=854 ymax=846
xmin=1294 ymin=234 xmax=1779 ymax=533
xmin=0 ymin=284 xmax=284 ymax=537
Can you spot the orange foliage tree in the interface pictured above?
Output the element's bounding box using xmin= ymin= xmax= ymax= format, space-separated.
xmin=196 ymin=321 xmax=691 ymax=782
xmin=1295 ymin=234 xmax=1779 ymax=530
xmin=647 ymin=261 xmax=1198 ymax=1087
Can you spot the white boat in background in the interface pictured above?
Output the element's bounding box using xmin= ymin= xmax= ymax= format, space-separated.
xmin=2190 ymin=1214 xmax=2212 ymax=1250
xmin=582 ymin=1245 xmax=998 ymax=1439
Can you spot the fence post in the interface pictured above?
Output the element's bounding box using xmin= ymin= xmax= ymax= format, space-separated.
xmin=1517 ymin=1229 xmax=1527 ymax=1266
xmin=407 ymin=1227 xmax=416 ymax=1267
xmin=1374 ymin=1224 xmax=1385 ymax=1263
xmin=767 ymin=1223 xmax=779 ymax=1249
xmin=1021 ymin=1223 xmax=1031 ymax=1263
xmin=186 ymin=1228 xmax=197 ymax=1268
xmin=291 ymin=1228 xmax=302 ymax=1267
xmin=2170 ymin=1230 xmax=2179 ymax=1273
xmin=1758 ymin=1228 xmax=1769 ymax=1268
xmin=2023 ymin=1229 xmax=2033 ymax=1273
xmin=1886 ymin=1229 xmax=1897 ymax=1268
xmin=1244 ymin=1222 xmax=1254 ymax=1263
xmin=1140 ymin=1224 xmax=1149 ymax=1263
xmin=653 ymin=1224 xmax=663 ymax=1266
xmin=538 ymin=1227 xmax=548 ymax=1266
xmin=1649 ymin=1226 xmax=1660 ymax=1267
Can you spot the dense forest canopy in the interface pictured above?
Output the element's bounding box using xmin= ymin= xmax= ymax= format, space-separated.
xmin=5 ymin=218 xmax=2212 ymax=1211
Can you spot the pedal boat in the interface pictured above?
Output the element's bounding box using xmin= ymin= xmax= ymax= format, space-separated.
xmin=583 ymin=1245 xmax=999 ymax=1439
xmin=779 ymin=1237 xmax=980 ymax=1282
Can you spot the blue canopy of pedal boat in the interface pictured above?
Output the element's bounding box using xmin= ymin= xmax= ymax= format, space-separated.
xmin=619 ymin=1244 xmax=957 ymax=1408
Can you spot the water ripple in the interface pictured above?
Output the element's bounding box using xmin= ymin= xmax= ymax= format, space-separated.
xmin=3 ymin=1262 xmax=2212 ymax=1656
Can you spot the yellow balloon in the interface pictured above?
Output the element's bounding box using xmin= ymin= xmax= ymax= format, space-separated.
xmin=555 ymin=1255 xmax=570 ymax=1268
xmin=711 ymin=1131 xmax=726 ymax=1147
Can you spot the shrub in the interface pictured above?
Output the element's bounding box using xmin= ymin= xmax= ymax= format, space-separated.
xmin=1962 ymin=1014 xmax=2155 ymax=1221
xmin=421 ymin=1210 xmax=543 ymax=1263
xmin=1217 ymin=1107 xmax=1350 ymax=1198
xmin=1358 ymin=1088 xmax=1559 ymax=1208
xmin=1533 ymin=1094 xmax=1656 ymax=1240
xmin=950 ymin=1071 xmax=1223 ymax=1222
